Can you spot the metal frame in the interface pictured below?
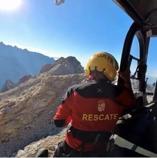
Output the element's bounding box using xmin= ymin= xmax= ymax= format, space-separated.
xmin=114 ymin=0 xmax=157 ymax=106
xmin=118 ymin=21 xmax=150 ymax=106
xmin=113 ymin=0 xmax=144 ymax=25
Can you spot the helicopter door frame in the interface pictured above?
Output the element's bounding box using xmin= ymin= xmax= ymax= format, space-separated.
xmin=118 ymin=22 xmax=150 ymax=106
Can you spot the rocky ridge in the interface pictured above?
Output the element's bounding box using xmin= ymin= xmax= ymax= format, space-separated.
xmin=40 ymin=56 xmax=84 ymax=75
xmin=0 ymin=73 xmax=84 ymax=156
xmin=0 ymin=56 xmax=85 ymax=156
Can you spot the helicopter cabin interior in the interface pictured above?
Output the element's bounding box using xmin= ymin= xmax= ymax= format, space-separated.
xmin=114 ymin=0 xmax=157 ymax=106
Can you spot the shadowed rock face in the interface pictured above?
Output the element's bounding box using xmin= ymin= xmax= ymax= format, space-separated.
xmin=0 ymin=72 xmax=85 ymax=157
xmin=18 ymin=75 xmax=32 ymax=85
xmin=1 ymin=75 xmax=33 ymax=92
xmin=1 ymin=80 xmax=16 ymax=92
xmin=40 ymin=64 xmax=53 ymax=73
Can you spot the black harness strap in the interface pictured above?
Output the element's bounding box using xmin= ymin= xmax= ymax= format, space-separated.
xmin=69 ymin=126 xmax=111 ymax=143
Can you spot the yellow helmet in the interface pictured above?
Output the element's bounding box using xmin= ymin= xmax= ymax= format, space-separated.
xmin=85 ymin=52 xmax=119 ymax=81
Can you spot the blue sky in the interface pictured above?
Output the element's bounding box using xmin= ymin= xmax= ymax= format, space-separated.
xmin=0 ymin=0 xmax=156 ymax=78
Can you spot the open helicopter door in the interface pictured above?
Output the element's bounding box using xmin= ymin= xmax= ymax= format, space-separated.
xmin=108 ymin=0 xmax=157 ymax=157
xmin=114 ymin=0 xmax=157 ymax=106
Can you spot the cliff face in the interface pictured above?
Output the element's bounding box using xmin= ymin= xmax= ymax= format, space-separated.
xmin=0 ymin=73 xmax=84 ymax=156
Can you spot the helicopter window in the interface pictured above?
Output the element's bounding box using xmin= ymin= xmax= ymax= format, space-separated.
xmin=146 ymin=38 xmax=157 ymax=102
xmin=129 ymin=36 xmax=140 ymax=94
xmin=128 ymin=33 xmax=157 ymax=103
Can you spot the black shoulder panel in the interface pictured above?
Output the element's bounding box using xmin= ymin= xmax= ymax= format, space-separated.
xmin=74 ymin=80 xmax=123 ymax=99
xmin=62 ymin=84 xmax=80 ymax=103
xmin=62 ymin=80 xmax=123 ymax=101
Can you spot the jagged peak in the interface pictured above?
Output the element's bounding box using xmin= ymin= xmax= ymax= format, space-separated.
xmin=40 ymin=56 xmax=84 ymax=74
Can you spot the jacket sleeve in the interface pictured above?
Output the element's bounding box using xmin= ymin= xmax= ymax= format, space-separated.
xmin=53 ymin=88 xmax=73 ymax=127
xmin=115 ymin=87 xmax=136 ymax=108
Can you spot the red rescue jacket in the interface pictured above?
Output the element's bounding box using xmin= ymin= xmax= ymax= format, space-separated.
xmin=53 ymin=79 xmax=135 ymax=151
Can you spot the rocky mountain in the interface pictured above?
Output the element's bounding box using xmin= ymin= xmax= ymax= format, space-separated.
xmin=40 ymin=56 xmax=84 ymax=75
xmin=0 ymin=42 xmax=54 ymax=88
xmin=0 ymin=56 xmax=85 ymax=157
xmin=1 ymin=80 xmax=16 ymax=92
xmin=1 ymin=56 xmax=84 ymax=93
xmin=1 ymin=75 xmax=33 ymax=92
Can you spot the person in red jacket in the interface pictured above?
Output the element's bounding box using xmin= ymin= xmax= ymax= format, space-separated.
xmin=53 ymin=52 xmax=135 ymax=157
